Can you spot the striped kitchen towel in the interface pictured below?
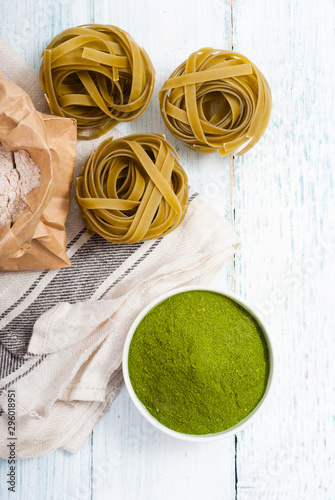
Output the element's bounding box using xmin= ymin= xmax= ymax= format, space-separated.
xmin=0 ymin=38 xmax=240 ymax=458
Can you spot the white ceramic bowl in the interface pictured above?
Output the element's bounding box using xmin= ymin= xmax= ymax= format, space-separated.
xmin=122 ymin=286 xmax=274 ymax=442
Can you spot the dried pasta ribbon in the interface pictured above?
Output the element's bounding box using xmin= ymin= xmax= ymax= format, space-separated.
xmin=159 ymin=48 xmax=272 ymax=156
xmin=40 ymin=25 xmax=155 ymax=140
xmin=76 ymin=134 xmax=189 ymax=243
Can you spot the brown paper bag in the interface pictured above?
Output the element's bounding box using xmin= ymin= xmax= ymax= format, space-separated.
xmin=0 ymin=75 xmax=77 ymax=270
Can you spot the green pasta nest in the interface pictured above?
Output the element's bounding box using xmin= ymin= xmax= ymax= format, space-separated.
xmin=159 ymin=48 xmax=272 ymax=156
xmin=40 ymin=24 xmax=155 ymax=140
xmin=76 ymin=134 xmax=189 ymax=243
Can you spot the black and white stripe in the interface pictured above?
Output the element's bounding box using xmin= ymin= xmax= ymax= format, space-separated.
xmin=0 ymin=229 xmax=87 ymax=322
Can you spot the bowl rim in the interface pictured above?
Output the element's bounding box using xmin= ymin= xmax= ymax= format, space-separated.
xmin=122 ymin=285 xmax=274 ymax=442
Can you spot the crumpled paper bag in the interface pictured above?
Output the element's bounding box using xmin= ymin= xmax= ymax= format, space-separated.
xmin=0 ymin=75 xmax=77 ymax=270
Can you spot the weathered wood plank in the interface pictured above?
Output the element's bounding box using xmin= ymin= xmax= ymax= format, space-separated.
xmin=231 ymin=0 xmax=335 ymax=498
xmin=0 ymin=1 xmax=94 ymax=499
xmin=91 ymin=1 xmax=236 ymax=498
xmin=0 ymin=0 xmax=236 ymax=499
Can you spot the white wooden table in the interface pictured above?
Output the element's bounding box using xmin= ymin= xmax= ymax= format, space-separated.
xmin=0 ymin=0 xmax=334 ymax=498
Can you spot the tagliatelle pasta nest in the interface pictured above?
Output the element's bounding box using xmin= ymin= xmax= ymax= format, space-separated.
xmin=159 ymin=48 xmax=272 ymax=156
xmin=40 ymin=24 xmax=155 ymax=140
xmin=76 ymin=134 xmax=189 ymax=243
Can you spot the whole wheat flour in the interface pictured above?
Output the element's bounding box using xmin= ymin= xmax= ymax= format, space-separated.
xmin=0 ymin=143 xmax=40 ymax=227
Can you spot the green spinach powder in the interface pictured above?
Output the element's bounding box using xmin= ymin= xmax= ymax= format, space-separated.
xmin=128 ymin=291 xmax=269 ymax=434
